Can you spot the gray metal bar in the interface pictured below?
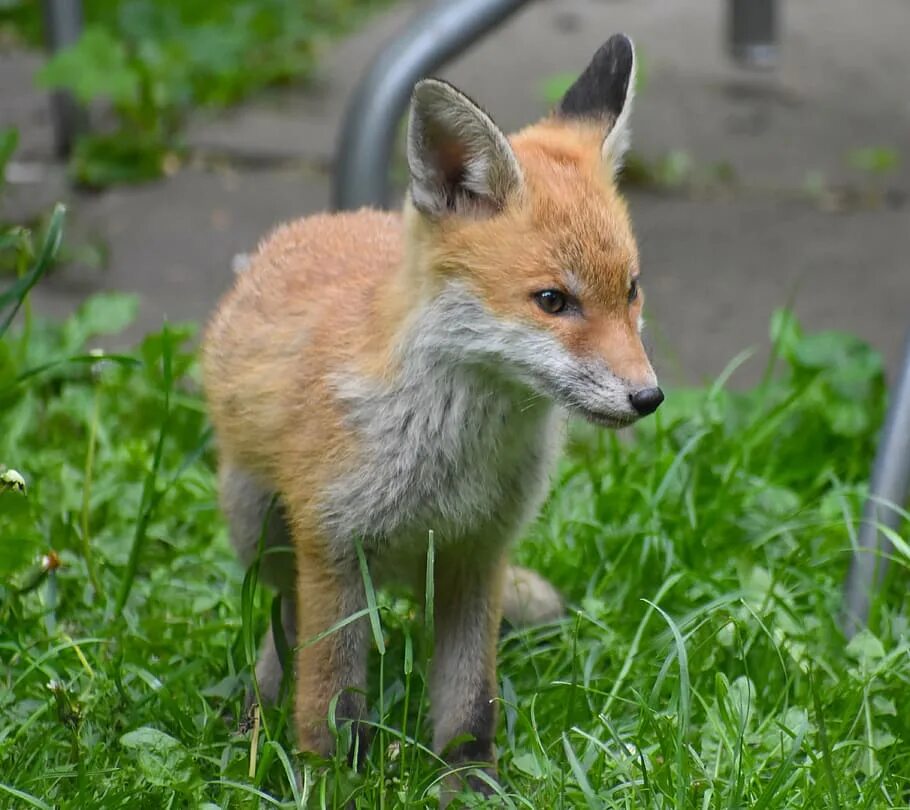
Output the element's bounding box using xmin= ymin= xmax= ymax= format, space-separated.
xmin=727 ymin=0 xmax=778 ymax=70
xmin=333 ymin=0 xmax=532 ymax=211
xmin=42 ymin=0 xmax=86 ymax=157
xmin=842 ymin=330 xmax=910 ymax=637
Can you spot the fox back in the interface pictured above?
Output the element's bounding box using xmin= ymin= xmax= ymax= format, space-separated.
xmin=202 ymin=33 xmax=662 ymax=802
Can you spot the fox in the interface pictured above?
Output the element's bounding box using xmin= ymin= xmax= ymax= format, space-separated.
xmin=202 ymin=33 xmax=662 ymax=800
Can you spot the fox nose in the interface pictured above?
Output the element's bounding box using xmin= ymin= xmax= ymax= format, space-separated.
xmin=629 ymin=387 xmax=664 ymax=416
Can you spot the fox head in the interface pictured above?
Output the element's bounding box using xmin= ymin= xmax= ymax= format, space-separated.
xmin=403 ymin=34 xmax=662 ymax=426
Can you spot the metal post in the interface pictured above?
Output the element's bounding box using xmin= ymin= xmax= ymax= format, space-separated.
xmin=727 ymin=0 xmax=778 ymax=70
xmin=333 ymin=0 xmax=533 ymax=211
xmin=842 ymin=330 xmax=910 ymax=637
xmin=42 ymin=0 xmax=86 ymax=157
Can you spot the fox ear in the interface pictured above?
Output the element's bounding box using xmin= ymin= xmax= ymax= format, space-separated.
xmin=406 ymin=79 xmax=523 ymax=219
xmin=556 ymin=34 xmax=636 ymax=170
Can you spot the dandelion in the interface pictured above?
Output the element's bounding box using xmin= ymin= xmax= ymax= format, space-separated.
xmin=0 ymin=467 xmax=26 ymax=494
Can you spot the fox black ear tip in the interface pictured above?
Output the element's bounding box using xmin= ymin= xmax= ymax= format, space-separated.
xmin=602 ymin=33 xmax=634 ymax=59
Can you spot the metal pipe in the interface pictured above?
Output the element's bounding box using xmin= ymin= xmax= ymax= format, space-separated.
xmin=727 ymin=0 xmax=778 ymax=70
xmin=333 ymin=0 xmax=533 ymax=211
xmin=42 ymin=0 xmax=86 ymax=157
xmin=842 ymin=330 xmax=910 ymax=637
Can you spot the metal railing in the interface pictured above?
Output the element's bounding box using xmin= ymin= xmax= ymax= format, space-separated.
xmin=42 ymin=0 xmax=85 ymax=157
xmin=332 ymin=0 xmax=532 ymax=211
xmin=727 ymin=0 xmax=778 ymax=69
xmin=842 ymin=332 xmax=910 ymax=636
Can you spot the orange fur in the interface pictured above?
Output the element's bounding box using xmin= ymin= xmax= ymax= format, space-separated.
xmin=203 ymin=108 xmax=651 ymax=765
xmin=204 ymin=120 xmax=646 ymax=492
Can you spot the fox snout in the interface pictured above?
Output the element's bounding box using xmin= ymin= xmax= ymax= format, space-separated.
xmin=616 ymin=345 xmax=663 ymax=417
xmin=578 ymin=381 xmax=663 ymax=426
xmin=629 ymin=386 xmax=664 ymax=415
xmin=547 ymin=343 xmax=663 ymax=427
xmin=589 ymin=325 xmax=663 ymax=422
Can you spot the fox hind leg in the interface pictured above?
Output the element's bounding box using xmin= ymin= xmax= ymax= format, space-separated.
xmin=218 ymin=462 xmax=297 ymax=708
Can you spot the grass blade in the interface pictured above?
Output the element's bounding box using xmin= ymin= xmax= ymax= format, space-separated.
xmin=562 ymin=732 xmax=601 ymax=810
xmin=0 ymin=783 xmax=53 ymax=810
xmin=13 ymin=353 xmax=141 ymax=386
xmin=603 ymin=573 xmax=681 ymax=717
xmin=751 ymin=718 xmax=808 ymax=810
xmin=213 ymin=780 xmax=290 ymax=807
xmin=424 ymin=529 xmax=435 ymax=644
xmin=112 ymin=324 xmax=173 ymax=617
xmin=0 ymin=204 xmax=65 ymax=336
xmin=354 ymin=536 xmax=385 ymax=655
xmin=80 ymin=389 xmax=102 ymax=597
xmin=266 ymin=740 xmax=305 ymax=807
xmin=646 ymin=601 xmax=691 ymax=810
xmin=810 ymin=667 xmax=842 ymax=810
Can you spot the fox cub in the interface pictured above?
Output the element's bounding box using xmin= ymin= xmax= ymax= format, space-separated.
xmin=203 ymin=33 xmax=661 ymax=797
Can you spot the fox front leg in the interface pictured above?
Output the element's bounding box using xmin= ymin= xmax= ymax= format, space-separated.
xmin=430 ymin=545 xmax=506 ymax=804
xmin=293 ymin=539 xmax=370 ymax=763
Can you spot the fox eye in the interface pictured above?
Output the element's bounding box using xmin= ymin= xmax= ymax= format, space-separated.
xmin=628 ymin=278 xmax=639 ymax=304
xmin=533 ymin=289 xmax=568 ymax=315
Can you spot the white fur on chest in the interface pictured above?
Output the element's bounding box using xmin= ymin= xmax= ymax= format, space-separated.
xmin=323 ymin=365 xmax=561 ymax=552
xmin=320 ymin=287 xmax=565 ymax=554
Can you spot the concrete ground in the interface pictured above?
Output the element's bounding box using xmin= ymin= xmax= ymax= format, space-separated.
xmin=2 ymin=0 xmax=908 ymax=386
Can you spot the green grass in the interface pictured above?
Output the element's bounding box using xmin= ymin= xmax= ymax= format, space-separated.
xmin=2 ymin=214 xmax=909 ymax=808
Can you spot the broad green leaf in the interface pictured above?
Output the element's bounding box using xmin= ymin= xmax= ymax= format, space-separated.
xmin=63 ymin=292 xmax=139 ymax=351
xmin=38 ymin=28 xmax=140 ymax=107
xmin=845 ymin=630 xmax=885 ymax=666
xmin=512 ymin=752 xmax=545 ymax=780
xmin=120 ymin=726 xmax=195 ymax=788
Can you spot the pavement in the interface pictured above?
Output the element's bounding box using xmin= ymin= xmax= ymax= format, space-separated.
xmin=2 ymin=0 xmax=908 ymax=386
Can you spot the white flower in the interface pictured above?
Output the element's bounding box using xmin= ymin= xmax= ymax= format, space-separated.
xmin=0 ymin=468 xmax=26 ymax=494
